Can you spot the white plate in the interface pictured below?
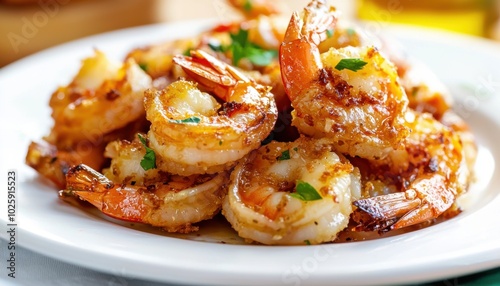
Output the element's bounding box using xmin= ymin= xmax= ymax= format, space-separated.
xmin=1 ymin=20 xmax=500 ymax=286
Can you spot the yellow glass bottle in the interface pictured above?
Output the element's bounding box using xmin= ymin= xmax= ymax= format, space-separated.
xmin=356 ymin=0 xmax=497 ymax=37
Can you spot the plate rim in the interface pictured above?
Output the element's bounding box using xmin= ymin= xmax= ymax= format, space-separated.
xmin=1 ymin=20 xmax=500 ymax=286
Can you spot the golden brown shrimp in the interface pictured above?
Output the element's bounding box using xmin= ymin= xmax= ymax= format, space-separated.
xmin=26 ymin=116 xmax=150 ymax=189
xmin=279 ymin=0 xmax=410 ymax=160
xmin=126 ymin=37 xmax=199 ymax=81
xmin=144 ymin=49 xmax=277 ymax=176
xmin=223 ymin=137 xmax=361 ymax=245
xmin=61 ymin=135 xmax=229 ymax=233
xmin=47 ymin=50 xmax=152 ymax=149
xmin=351 ymin=111 xmax=468 ymax=231
xmin=25 ymin=141 xmax=105 ymax=189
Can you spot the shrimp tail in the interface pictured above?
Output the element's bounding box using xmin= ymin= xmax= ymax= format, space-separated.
xmin=352 ymin=175 xmax=457 ymax=231
xmin=352 ymin=191 xmax=421 ymax=231
xmin=279 ymin=0 xmax=336 ymax=97
xmin=173 ymin=49 xmax=249 ymax=101
xmin=61 ymin=164 xmax=147 ymax=222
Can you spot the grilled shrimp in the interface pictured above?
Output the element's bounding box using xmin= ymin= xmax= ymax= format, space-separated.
xmin=47 ymin=50 xmax=152 ymax=149
xmin=25 ymin=141 xmax=105 ymax=189
xmin=61 ymin=135 xmax=229 ymax=233
xmin=279 ymin=0 xmax=410 ymax=160
xmin=351 ymin=111 xmax=469 ymax=231
xmin=223 ymin=137 xmax=361 ymax=245
xmin=144 ymin=50 xmax=277 ymax=176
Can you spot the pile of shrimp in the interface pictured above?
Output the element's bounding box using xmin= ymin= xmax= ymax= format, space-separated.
xmin=26 ymin=0 xmax=476 ymax=245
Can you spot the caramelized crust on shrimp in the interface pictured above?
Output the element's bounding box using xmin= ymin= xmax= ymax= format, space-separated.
xmin=144 ymin=50 xmax=277 ymax=175
xmin=47 ymin=50 xmax=152 ymax=148
xmin=279 ymin=0 xmax=410 ymax=159
xmin=61 ymin=135 xmax=229 ymax=233
xmin=223 ymin=137 xmax=361 ymax=245
xmin=351 ymin=111 xmax=468 ymax=231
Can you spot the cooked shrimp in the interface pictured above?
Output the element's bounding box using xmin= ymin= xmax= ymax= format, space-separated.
xmin=222 ymin=137 xmax=361 ymax=245
xmin=144 ymin=49 xmax=277 ymax=176
xmin=351 ymin=111 xmax=468 ymax=231
xmin=26 ymin=116 xmax=150 ymax=189
xmin=47 ymin=50 xmax=152 ymax=149
xmin=126 ymin=37 xmax=199 ymax=81
xmin=25 ymin=141 xmax=105 ymax=189
xmin=279 ymin=0 xmax=410 ymax=159
xmin=61 ymin=136 xmax=229 ymax=233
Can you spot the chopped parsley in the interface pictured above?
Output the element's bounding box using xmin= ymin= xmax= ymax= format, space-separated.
xmin=334 ymin=58 xmax=367 ymax=72
xmin=346 ymin=28 xmax=356 ymax=36
xmin=137 ymin=134 xmax=156 ymax=171
xmin=208 ymin=42 xmax=224 ymax=53
xmin=169 ymin=116 xmax=201 ymax=124
xmin=304 ymin=240 xmax=311 ymax=245
xmin=243 ymin=0 xmax=252 ymax=12
xmin=183 ymin=48 xmax=193 ymax=56
xmin=277 ymin=149 xmax=291 ymax=161
xmin=290 ymin=181 xmax=322 ymax=201
xmin=326 ymin=28 xmax=334 ymax=38
xmin=138 ymin=63 xmax=148 ymax=72
xmin=208 ymin=28 xmax=278 ymax=66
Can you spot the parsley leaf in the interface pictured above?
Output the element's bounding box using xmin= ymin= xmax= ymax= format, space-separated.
xmin=137 ymin=134 xmax=156 ymax=171
xmin=243 ymin=0 xmax=252 ymax=12
xmin=169 ymin=117 xmax=201 ymax=124
xmin=246 ymin=47 xmax=278 ymax=66
xmin=209 ymin=28 xmax=278 ymax=66
xmin=208 ymin=42 xmax=225 ymax=53
xmin=183 ymin=48 xmax=193 ymax=56
xmin=277 ymin=149 xmax=291 ymax=161
xmin=334 ymin=58 xmax=367 ymax=72
xmin=304 ymin=240 xmax=311 ymax=245
xmin=290 ymin=181 xmax=322 ymax=201
xmin=138 ymin=63 xmax=148 ymax=72
xmin=346 ymin=28 xmax=356 ymax=36
xmin=326 ymin=29 xmax=334 ymax=38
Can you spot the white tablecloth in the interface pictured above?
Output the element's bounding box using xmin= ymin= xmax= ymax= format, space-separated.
xmin=0 ymin=245 xmax=180 ymax=286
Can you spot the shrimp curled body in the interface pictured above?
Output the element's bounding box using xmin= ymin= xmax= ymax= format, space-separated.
xmin=223 ymin=137 xmax=361 ymax=245
xmin=62 ymin=136 xmax=229 ymax=233
xmin=145 ymin=50 xmax=278 ymax=175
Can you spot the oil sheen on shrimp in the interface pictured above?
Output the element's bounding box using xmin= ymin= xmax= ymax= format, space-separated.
xmin=144 ymin=50 xmax=277 ymax=175
xmin=47 ymin=50 xmax=152 ymax=148
xmin=280 ymin=0 xmax=410 ymax=160
xmin=61 ymin=135 xmax=229 ymax=233
xmin=351 ymin=111 xmax=469 ymax=231
xmin=223 ymin=137 xmax=361 ymax=245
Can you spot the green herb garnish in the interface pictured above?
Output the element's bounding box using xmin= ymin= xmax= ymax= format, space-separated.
xmin=183 ymin=48 xmax=193 ymax=56
xmin=326 ymin=29 xmax=334 ymax=38
xmin=139 ymin=63 xmax=148 ymax=72
xmin=290 ymin=180 xmax=322 ymax=201
xmin=277 ymin=149 xmax=291 ymax=161
xmin=346 ymin=28 xmax=356 ymax=36
xmin=208 ymin=28 xmax=278 ymax=66
xmin=138 ymin=134 xmax=156 ymax=171
xmin=243 ymin=0 xmax=252 ymax=12
xmin=334 ymin=58 xmax=367 ymax=72
xmin=208 ymin=42 xmax=224 ymax=53
xmin=304 ymin=240 xmax=311 ymax=245
xmin=170 ymin=117 xmax=201 ymax=124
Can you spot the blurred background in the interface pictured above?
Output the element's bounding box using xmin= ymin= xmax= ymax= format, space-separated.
xmin=1 ymin=0 xmax=499 ymax=67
